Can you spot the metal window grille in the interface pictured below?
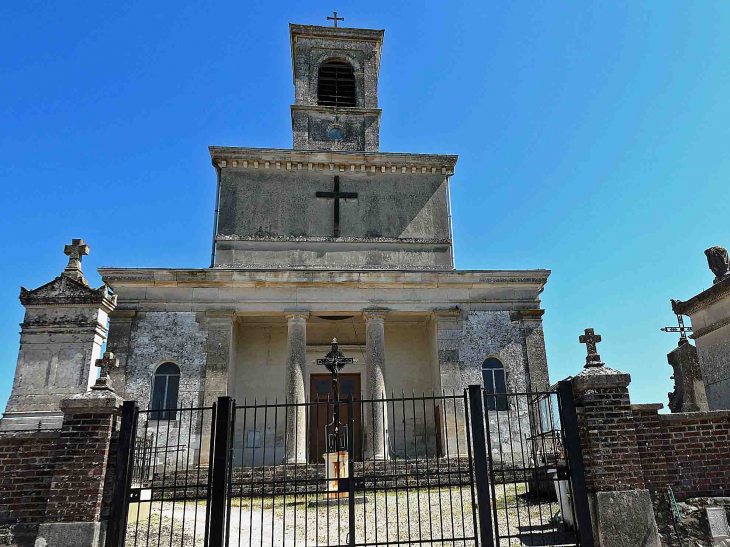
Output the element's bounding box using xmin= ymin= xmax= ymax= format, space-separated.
xmin=318 ymin=61 xmax=356 ymax=107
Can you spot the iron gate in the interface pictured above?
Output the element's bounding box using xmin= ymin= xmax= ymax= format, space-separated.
xmin=467 ymin=382 xmax=594 ymax=547
xmin=107 ymin=383 xmax=593 ymax=547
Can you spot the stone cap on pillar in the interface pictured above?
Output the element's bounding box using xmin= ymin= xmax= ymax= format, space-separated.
xmin=363 ymin=307 xmax=389 ymax=321
xmin=59 ymin=389 xmax=123 ymax=415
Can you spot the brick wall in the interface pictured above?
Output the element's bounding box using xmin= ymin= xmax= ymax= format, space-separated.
xmin=633 ymin=406 xmax=730 ymax=500
xmin=45 ymin=411 xmax=119 ymax=523
xmin=0 ymin=431 xmax=61 ymax=544
xmin=575 ymin=387 xmax=645 ymax=493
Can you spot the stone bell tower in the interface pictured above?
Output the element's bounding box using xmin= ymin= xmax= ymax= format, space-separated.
xmin=289 ymin=23 xmax=384 ymax=151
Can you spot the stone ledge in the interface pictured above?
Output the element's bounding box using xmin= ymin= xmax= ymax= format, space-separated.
xmin=631 ymin=403 xmax=664 ymax=412
xmin=658 ymin=409 xmax=730 ymax=422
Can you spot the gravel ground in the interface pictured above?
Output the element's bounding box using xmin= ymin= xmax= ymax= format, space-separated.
xmin=125 ymin=483 xmax=577 ymax=547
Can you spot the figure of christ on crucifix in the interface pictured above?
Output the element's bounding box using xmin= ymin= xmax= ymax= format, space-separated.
xmin=316 ymin=176 xmax=358 ymax=237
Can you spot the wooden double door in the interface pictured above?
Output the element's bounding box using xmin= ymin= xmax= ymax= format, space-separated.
xmin=309 ymin=373 xmax=363 ymax=463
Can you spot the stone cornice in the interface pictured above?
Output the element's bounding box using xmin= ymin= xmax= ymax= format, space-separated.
xmin=209 ymin=146 xmax=458 ymax=174
xmin=672 ymin=275 xmax=730 ymax=316
xmin=290 ymin=105 xmax=382 ymax=117
xmin=215 ymin=235 xmax=452 ymax=245
xmin=19 ymin=276 xmax=117 ymax=313
xmin=690 ymin=315 xmax=730 ymax=340
xmin=98 ymin=267 xmax=551 ymax=289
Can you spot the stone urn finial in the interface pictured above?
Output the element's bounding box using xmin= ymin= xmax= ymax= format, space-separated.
xmin=705 ymin=246 xmax=730 ymax=285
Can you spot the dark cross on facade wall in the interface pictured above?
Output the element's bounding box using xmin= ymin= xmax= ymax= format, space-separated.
xmin=579 ymin=328 xmax=604 ymax=368
xmin=661 ymin=314 xmax=693 ymax=347
xmin=316 ymin=176 xmax=358 ymax=237
xmin=327 ymin=11 xmax=344 ymax=27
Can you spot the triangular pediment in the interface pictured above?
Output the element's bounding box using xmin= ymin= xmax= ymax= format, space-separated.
xmin=20 ymin=275 xmax=114 ymax=307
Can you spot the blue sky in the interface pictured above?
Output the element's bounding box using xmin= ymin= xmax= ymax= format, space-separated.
xmin=1 ymin=1 xmax=729 ymax=410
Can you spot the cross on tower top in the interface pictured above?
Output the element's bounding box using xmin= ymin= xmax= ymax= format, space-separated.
xmin=661 ymin=314 xmax=693 ymax=347
xmin=62 ymin=238 xmax=90 ymax=285
xmin=92 ymin=351 xmax=119 ymax=391
xmin=579 ymin=328 xmax=604 ymax=368
xmin=327 ymin=11 xmax=344 ymax=27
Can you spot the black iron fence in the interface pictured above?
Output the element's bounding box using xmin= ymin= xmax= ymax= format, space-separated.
xmin=106 ymin=383 xmax=594 ymax=547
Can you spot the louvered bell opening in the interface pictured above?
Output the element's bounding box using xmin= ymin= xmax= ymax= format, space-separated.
xmin=318 ymin=61 xmax=356 ymax=107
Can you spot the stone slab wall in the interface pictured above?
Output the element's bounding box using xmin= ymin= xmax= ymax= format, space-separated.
xmin=695 ymin=325 xmax=730 ymax=410
xmin=633 ymin=406 xmax=730 ymax=500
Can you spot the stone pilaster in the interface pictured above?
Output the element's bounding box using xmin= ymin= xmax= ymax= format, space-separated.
xmin=432 ymin=309 xmax=466 ymax=456
xmin=200 ymin=311 xmax=236 ymax=462
xmin=284 ymin=312 xmax=308 ymax=463
xmin=514 ymin=309 xmax=550 ymax=392
xmin=364 ymin=309 xmax=389 ymax=460
xmin=667 ymin=342 xmax=708 ymax=412
xmin=105 ymin=310 xmax=136 ymax=400
xmin=572 ymin=358 xmax=661 ymax=547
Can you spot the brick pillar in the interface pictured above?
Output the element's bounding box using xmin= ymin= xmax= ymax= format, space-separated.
xmin=572 ymin=364 xmax=661 ymax=547
xmin=36 ymin=389 xmax=122 ymax=547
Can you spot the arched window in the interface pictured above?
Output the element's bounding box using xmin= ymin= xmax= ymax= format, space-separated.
xmin=318 ymin=60 xmax=356 ymax=107
xmin=482 ymin=358 xmax=508 ymax=411
xmin=151 ymin=362 xmax=180 ymax=420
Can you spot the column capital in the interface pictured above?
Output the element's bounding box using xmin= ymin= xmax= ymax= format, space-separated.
xmin=432 ymin=308 xmax=461 ymax=320
xmin=363 ymin=308 xmax=389 ymax=322
xmin=511 ymin=309 xmax=545 ymax=322
xmin=109 ymin=309 xmax=137 ymax=322
xmin=285 ymin=311 xmax=310 ymax=322
xmin=203 ymin=310 xmax=236 ymax=328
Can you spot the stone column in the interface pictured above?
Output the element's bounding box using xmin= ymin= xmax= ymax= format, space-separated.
xmin=364 ymin=309 xmax=389 ymax=460
xmin=571 ymin=329 xmax=661 ymax=547
xmin=200 ymin=311 xmax=236 ymax=464
xmin=285 ymin=312 xmax=308 ymax=463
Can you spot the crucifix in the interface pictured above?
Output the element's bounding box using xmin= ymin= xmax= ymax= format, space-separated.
xmin=579 ymin=328 xmax=604 ymax=368
xmin=92 ymin=351 xmax=119 ymax=391
xmin=327 ymin=11 xmax=344 ymax=27
xmin=316 ymin=338 xmax=357 ymax=451
xmin=661 ymin=314 xmax=693 ymax=347
xmin=316 ymin=176 xmax=358 ymax=237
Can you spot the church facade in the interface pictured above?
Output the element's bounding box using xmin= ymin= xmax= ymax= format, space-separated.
xmin=2 ymin=24 xmax=550 ymax=464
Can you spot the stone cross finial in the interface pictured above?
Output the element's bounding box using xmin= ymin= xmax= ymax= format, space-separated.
xmin=579 ymin=328 xmax=604 ymax=368
xmin=92 ymin=351 xmax=119 ymax=391
xmin=327 ymin=11 xmax=344 ymax=27
xmin=62 ymin=238 xmax=90 ymax=285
